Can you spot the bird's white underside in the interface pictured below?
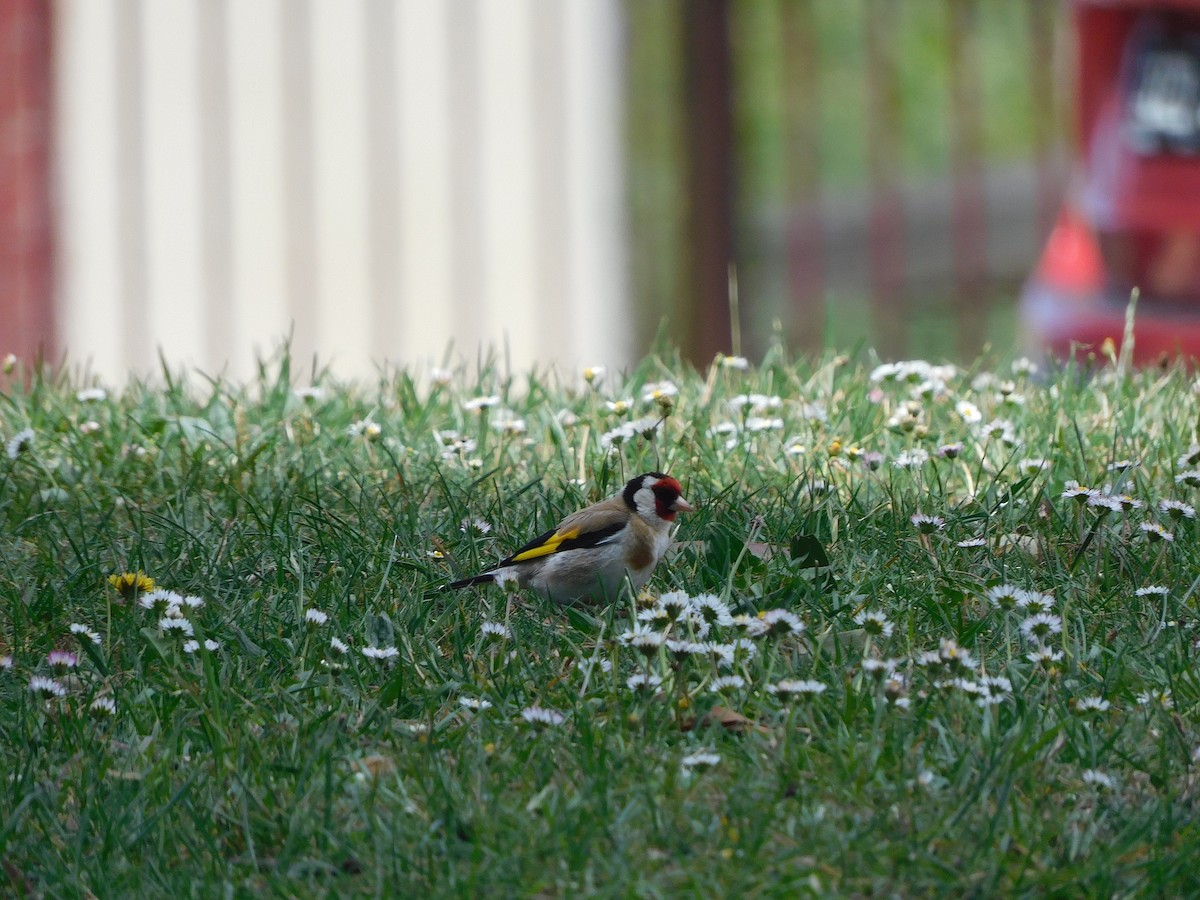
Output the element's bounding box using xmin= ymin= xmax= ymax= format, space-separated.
xmin=487 ymin=524 xmax=672 ymax=605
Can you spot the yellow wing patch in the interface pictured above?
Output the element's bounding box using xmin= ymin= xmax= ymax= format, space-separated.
xmin=508 ymin=528 xmax=580 ymax=563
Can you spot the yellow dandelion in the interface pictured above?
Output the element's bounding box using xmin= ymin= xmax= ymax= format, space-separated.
xmin=108 ymin=571 xmax=155 ymax=602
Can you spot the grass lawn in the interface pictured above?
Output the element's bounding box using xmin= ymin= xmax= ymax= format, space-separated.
xmin=2 ymin=345 xmax=1199 ymax=896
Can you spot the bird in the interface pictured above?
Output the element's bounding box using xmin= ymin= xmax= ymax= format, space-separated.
xmin=447 ymin=472 xmax=694 ymax=605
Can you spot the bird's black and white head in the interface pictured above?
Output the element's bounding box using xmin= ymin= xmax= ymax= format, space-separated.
xmin=623 ymin=472 xmax=695 ymax=523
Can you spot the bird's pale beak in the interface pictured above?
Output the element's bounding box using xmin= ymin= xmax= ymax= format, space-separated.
xmin=672 ymin=497 xmax=696 ymax=513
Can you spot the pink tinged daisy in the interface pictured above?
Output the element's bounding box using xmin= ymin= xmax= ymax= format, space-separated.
xmin=910 ymin=514 xmax=945 ymax=534
xmin=79 ymin=421 xmax=101 ymax=436
xmin=937 ymin=443 xmax=964 ymax=459
xmin=89 ymin=696 xmax=117 ymax=716
xmin=854 ymin=610 xmax=894 ymax=638
xmin=626 ymin=672 xmax=663 ymax=692
xmin=861 ymin=451 xmax=885 ymax=470
xmin=69 ymin=623 xmax=102 ymax=645
xmin=1139 ymin=521 xmax=1174 ymax=542
xmin=362 ymin=645 xmax=400 ymax=660
xmin=29 ymin=675 xmax=67 ymax=698
xmin=767 ymin=678 xmax=827 ymax=699
xmin=304 ymin=608 xmax=329 ymax=626
xmin=681 ymin=751 xmax=721 ymax=770
xmin=1019 ymin=613 xmax=1062 ymax=642
xmin=1159 ymin=499 xmax=1196 ymax=520
xmin=160 ymin=617 xmax=194 ymax=638
xmin=520 ymin=705 xmax=566 ymax=726
xmin=1075 ymin=696 xmax=1111 ymax=713
xmin=47 ymin=650 xmax=78 ymax=669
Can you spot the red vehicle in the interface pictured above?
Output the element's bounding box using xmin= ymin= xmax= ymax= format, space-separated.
xmin=1021 ymin=0 xmax=1200 ymax=362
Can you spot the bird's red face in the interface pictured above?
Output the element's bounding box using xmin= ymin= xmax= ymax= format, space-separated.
xmin=649 ymin=476 xmax=694 ymax=522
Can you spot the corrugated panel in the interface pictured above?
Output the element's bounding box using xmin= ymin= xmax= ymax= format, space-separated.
xmin=54 ymin=0 xmax=629 ymax=384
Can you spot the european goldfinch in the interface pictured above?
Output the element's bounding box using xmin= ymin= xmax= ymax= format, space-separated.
xmin=448 ymin=472 xmax=694 ymax=605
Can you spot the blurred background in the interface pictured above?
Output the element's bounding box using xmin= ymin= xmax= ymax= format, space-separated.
xmin=2 ymin=0 xmax=1072 ymax=382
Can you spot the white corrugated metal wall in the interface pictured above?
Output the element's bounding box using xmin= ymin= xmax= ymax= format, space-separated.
xmin=54 ymin=0 xmax=629 ymax=383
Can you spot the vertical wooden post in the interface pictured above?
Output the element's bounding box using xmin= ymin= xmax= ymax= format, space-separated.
xmin=948 ymin=0 xmax=987 ymax=357
xmin=0 ymin=0 xmax=55 ymax=368
xmin=779 ymin=0 xmax=825 ymax=354
xmin=683 ymin=0 xmax=734 ymax=365
xmin=865 ymin=0 xmax=906 ymax=357
xmin=1028 ymin=0 xmax=1059 ymax=239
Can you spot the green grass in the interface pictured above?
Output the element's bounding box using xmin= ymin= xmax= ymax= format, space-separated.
xmin=2 ymin=345 xmax=1200 ymax=896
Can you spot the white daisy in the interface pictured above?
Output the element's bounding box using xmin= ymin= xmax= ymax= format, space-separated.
xmin=362 ymin=645 xmax=400 ymax=660
xmin=6 ymin=428 xmax=34 ymax=460
xmin=681 ymin=751 xmax=721 ymax=770
xmin=767 ymin=678 xmax=827 ymax=698
xmin=520 ymin=705 xmax=566 ymax=726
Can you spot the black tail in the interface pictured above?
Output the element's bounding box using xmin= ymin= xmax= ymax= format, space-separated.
xmin=447 ymin=573 xmax=495 ymax=591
